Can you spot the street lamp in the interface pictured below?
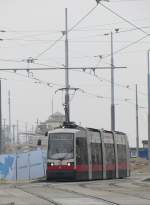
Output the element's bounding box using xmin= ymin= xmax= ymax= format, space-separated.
xmin=147 ymin=49 xmax=150 ymax=171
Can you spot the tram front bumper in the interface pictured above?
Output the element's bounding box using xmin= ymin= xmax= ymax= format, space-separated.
xmin=46 ymin=169 xmax=76 ymax=180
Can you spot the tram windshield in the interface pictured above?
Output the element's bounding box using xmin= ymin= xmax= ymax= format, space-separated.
xmin=48 ymin=133 xmax=74 ymax=160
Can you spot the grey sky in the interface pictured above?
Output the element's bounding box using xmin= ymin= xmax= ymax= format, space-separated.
xmin=0 ymin=0 xmax=150 ymax=146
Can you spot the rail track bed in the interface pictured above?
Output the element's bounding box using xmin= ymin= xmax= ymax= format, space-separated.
xmin=0 ymin=174 xmax=150 ymax=205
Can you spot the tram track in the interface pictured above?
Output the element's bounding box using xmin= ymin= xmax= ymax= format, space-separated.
xmin=15 ymin=183 xmax=120 ymax=205
xmin=105 ymin=182 xmax=150 ymax=201
xmin=43 ymin=183 xmax=121 ymax=205
xmin=1 ymin=178 xmax=150 ymax=205
xmin=14 ymin=185 xmax=63 ymax=205
xmin=38 ymin=178 xmax=150 ymax=204
xmin=76 ymin=179 xmax=150 ymax=202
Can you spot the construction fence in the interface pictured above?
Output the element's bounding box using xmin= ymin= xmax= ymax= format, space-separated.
xmin=0 ymin=149 xmax=47 ymax=181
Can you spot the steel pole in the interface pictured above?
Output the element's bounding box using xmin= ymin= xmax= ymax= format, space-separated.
xmin=51 ymin=95 xmax=54 ymax=116
xmin=12 ymin=124 xmax=15 ymax=144
xmin=135 ymin=84 xmax=139 ymax=157
xmin=0 ymin=80 xmax=2 ymax=154
xmin=147 ymin=50 xmax=150 ymax=171
xmin=8 ymin=90 xmax=11 ymax=143
xmin=3 ymin=118 xmax=6 ymax=146
xmin=65 ymin=8 xmax=70 ymax=123
xmin=25 ymin=122 xmax=28 ymax=143
xmin=111 ymin=32 xmax=115 ymax=131
xmin=16 ymin=120 xmax=19 ymax=144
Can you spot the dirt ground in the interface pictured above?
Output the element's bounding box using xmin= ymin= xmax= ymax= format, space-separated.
xmin=130 ymin=157 xmax=149 ymax=174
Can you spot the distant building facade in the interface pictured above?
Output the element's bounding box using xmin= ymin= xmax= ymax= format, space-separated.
xmin=36 ymin=112 xmax=65 ymax=134
xmin=142 ymin=140 xmax=148 ymax=148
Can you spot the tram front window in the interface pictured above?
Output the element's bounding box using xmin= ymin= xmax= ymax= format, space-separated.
xmin=48 ymin=133 xmax=74 ymax=160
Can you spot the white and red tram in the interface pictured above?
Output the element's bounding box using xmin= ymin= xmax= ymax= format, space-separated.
xmin=46 ymin=124 xmax=129 ymax=180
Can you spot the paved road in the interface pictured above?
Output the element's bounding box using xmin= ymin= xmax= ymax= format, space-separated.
xmin=0 ymin=173 xmax=150 ymax=205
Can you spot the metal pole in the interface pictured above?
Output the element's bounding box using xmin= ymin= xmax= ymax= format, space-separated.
xmin=16 ymin=120 xmax=19 ymax=144
xmin=111 ymin=32 xmax=115 ymax=131
xmin=8 ymin=90 xmax=11 ymax=143
xmin=28 ymin=151 xmax=31 ymax=180
xmin=64 ymin=8 xmax=70 ymax=123
xmin=147 ymin=49 xmax=150 ymax=171
xmin=25 ymin=122 xmax=28 ymax=143
xmin=51 ymin=95 xmax=54 ymax=115
xmin=3 ymin=118 xmax=6 ymax=146
xmin=16 ymin=152 xmax=18 ymax=181
xmin=135 ymin=84 xmax=139 ymax=157
xmin=12 ymin=124 xmax=15 ymax=144
xmin=0 ymin=80 xmax=2 ymax=154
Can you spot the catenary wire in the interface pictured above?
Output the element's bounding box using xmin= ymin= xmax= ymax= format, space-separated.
xmin=102 ymin=34 xmax=150 ymax=59
xmin=0 ymin=70 xmax=64 ymax=88
xmin=72 ymin=16 xmax=150 ymax=31
xmin=99 ymin=2 xmax=150 ymax=35
xmin=35 ymin=5 xmax=98 ymax=59
xmin=71 ymin=68 xmax=147 ymax=97
xmin=2 ymin=25 xmax=150 ymax=42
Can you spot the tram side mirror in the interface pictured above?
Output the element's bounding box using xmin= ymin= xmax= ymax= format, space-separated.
xmin=45 ymin=131 xmax=48 ymax=136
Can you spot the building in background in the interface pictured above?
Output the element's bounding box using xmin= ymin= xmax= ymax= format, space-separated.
xmin=36 ymin=112 xmax=65 ymax=135
xmin=130 ymin=140 xmax=148 ymax=160
xmin=142 ymin=140 xmax=148 ymax=148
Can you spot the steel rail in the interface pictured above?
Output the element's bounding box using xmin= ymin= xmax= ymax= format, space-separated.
xmin=15 ymin=184 xmax=120 ymax=205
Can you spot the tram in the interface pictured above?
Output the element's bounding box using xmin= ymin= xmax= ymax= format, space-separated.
xmin=46 ymin=122 xmax=130 ymax=180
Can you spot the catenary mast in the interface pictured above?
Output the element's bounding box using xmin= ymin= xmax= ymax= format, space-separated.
xmin=64 ymin=8 xmax=70 ymax=123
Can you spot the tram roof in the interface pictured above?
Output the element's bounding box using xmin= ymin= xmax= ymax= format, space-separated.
xmin=48 ymin=128 xmax=81 ymax=134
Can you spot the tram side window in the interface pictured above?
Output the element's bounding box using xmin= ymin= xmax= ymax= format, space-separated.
xmin=76 ymin=137 xmax=88 ymax=165
xmin=91 ymin=143 xmax=96 ymax=163
xmin=105 ymin=143 xmax=115 ymax=164
xmin=117 ymin=144 xmax=126 ymax=163
xmin=97 ymin=143 xmax=102 ymax=164
xmin=91 ymin=143 xmax=98 ymax=163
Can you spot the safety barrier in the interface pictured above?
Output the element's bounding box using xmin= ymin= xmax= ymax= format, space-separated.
xmin=0 ymin=149 xmax=47 ymax=181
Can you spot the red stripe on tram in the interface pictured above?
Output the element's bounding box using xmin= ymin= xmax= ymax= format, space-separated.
xmin=47 ymin=165 xmax=74 ymax=171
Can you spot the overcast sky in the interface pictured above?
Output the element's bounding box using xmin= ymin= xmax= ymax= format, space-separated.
xmin=0 ymin=0 xmax=150 ymax=146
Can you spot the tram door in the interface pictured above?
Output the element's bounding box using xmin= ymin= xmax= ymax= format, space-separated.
xmin=76 ymin=131 xmax=89 ymax=180
xmin=115 ymin=133 xmax=128 ymax=178
xmin=90 ymin=131 xmax=103 ymax=180
xmin=103 ymin=131 xmax=116 ymax=179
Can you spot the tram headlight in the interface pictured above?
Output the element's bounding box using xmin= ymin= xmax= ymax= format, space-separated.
xmin=67 ymin=162 xmax=71 ymax=166
xmin=50 ymin=162 xmax=54 ymax=166
xmin=47 ymin=160 xmax=54 ymax=166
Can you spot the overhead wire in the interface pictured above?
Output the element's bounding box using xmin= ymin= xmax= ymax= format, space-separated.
xmin=71 ymin=68 xmax=147 ymax=97
xmin=68 ymin=5 xmax=98 ymax=32
xmin=35 ymin=4 xmax=98 ymax=59
xmin=35 ymin=35 xmax=63 ymax=59
xmin=0 ymin=2 xmax=148 ymax=100
xmin=2 ymin=24 xmax=150 ymax=42
xmin=94 ymin=3 xmax=150 ymax=65
xmin=75 ymin=87 xmax=147 ymax=109
xmin=1 ymin=67 xmax=147 ymax=110
xmin=71 ymin=16 xmax=150 ymax=31
xmin=102 ymin=34 xmax=150 ymax=59
xmin=99 ymin=2 xmax=150 ymax=35
xmin=0 ymin=69 xmax=64 ymax=88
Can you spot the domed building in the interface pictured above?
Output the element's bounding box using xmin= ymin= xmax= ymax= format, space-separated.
xmin=36 ymin=112 xmax=65 ymax=134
